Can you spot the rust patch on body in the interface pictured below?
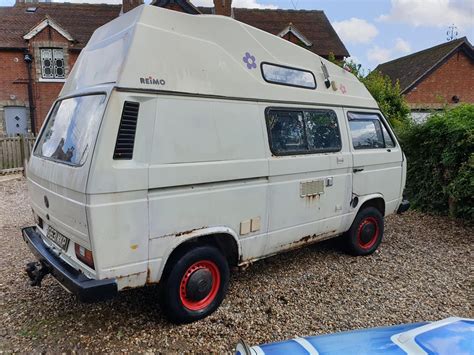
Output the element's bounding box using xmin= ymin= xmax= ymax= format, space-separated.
xmin=159 ymin=226 xmax=209 ymax=239
xmin=283 ymin=230 xmax=338 ymax=249
xmin=175 ymin=226 xmax=207 ymax=237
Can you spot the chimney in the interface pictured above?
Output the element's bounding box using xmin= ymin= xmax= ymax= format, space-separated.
xmin=213 ymin=0 xmax=232 ymax=17
xmin=122 ymin=0 xmax=143 ymax=13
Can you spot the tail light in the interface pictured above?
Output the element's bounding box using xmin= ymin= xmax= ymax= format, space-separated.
xmin=75 ymin=243 xmax=95 ymax=269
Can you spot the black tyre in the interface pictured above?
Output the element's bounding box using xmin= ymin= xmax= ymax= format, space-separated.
xmin=159 ymin=245 xmax=229 ymax=324
xmin=344 ymin=207 xmax=384 ymax=256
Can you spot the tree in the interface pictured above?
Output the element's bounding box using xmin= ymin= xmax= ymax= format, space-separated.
xmin=328 ymin=54 xmax=410 ymax=129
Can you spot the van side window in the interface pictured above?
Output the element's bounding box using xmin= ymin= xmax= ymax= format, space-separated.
xmin=266 ymin=108 xmax=342 ymax=155
xmin=266 ymin=110 xmax=307 ymax=155
xmin=348 ymin=112 xmax=395 ymax=149
xmin=304 ymin=110 xmax=341 ymax=151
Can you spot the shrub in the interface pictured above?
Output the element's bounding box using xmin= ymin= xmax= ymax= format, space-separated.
xmin=399 ymin=104 xmax=474 ymax=220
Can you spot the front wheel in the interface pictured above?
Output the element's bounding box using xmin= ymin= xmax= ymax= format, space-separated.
xmin=160 ymin=245 xmax=229 ymax=324
xmin=344 ymin=207 xmax=384 ymax=256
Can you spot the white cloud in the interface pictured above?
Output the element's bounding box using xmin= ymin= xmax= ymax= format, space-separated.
xmin=191 ymin=0 xmax=277 ymax=8
xmin=332 ymin=18 xmax=379 ymax=44
xmin=367 ymin=46 xmax=392 ymax=63
xmin=378 ymin=0 xmax=473 ymax=29
xmin=394 ymin=37 xmax=411 ymax=53
xmin=367 ymin=38 xmax=412 ymax=63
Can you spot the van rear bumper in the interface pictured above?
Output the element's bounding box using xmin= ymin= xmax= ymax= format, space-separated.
xmin=22 ymin=226 xmax=117 ymax=303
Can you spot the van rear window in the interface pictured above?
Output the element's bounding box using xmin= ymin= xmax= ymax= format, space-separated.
xmin=34 ymin=94 xmax=106 ymax=166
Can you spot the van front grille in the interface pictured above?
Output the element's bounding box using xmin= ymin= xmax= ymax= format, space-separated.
xmin=113 ymin=101 xmax=140 ymax=160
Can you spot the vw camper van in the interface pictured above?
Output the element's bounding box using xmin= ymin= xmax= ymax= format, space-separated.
xmin=22 ymin=5 xmax=409 ymax=323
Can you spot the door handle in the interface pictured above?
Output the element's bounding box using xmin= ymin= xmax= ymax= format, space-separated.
xmin=353 ymin=168 xmax=364 ymax=173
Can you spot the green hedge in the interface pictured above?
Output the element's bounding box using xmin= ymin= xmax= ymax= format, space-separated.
xmin=399 ymin=104 xmax=474 ymax=221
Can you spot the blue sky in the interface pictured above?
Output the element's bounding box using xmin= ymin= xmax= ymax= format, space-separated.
xmin=1 ymin=0 xmax=472 ymax=70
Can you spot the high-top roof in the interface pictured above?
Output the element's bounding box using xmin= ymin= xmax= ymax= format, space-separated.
xmin=198 ymin=7 xmax=349 ymax=58
xmin=375 ymin=37 xmax=473 ymax=93
xmin=0 ymin=1 xmax=349 ymax=59
xmin=0 ymin=2 xmax=121 ymax=50
xmin=62 ymin=6 xmax=375 ymax=110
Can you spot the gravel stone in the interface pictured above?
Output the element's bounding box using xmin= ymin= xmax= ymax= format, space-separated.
xmin=0 ymin=177 xmax=472 ymax=352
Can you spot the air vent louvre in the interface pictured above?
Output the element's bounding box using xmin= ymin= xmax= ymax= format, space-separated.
xmin=113 ymin=101 xmax=140 ymax=160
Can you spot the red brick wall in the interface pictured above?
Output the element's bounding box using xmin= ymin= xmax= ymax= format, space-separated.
xmin=405 ymin=50 xmax=474 ymax=108
xmin=0 ymin=24 xmax=84 ymax=134
xmin=0 ymin=51 xmax=29 ymax=103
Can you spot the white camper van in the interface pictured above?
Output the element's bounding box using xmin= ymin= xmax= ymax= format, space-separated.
xmin=22 ymin=5 xmax=409 ymax=323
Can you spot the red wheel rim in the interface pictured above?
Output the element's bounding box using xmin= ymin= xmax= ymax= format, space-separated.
xmin=179 ymin=260 xmax=220 ymax=311
xmin=357 ymin=216 xmax=379 ymax=250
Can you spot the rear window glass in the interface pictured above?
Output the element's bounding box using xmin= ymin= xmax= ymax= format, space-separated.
xmin=34 ymin=94 xmax=106 ymax=166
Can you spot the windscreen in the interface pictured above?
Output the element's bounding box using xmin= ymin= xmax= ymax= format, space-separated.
xmin=34 ymin=94 xmax=106 ymax=166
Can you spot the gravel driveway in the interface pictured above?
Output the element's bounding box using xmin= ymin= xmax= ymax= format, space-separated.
xmin=1 ymin=177 xmax=472 ymax=353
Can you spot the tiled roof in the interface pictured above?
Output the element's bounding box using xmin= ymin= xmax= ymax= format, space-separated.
xmin=198 ymin=7 xmax=349 ymax=58
xmin=375 ymin=37 xmax=473 ymax=93
xmin=0 ymin=3 xmax=121 ymax=50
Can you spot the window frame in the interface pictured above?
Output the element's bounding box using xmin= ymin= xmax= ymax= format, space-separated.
xmin=261 ymin=62 xmax=317 ymax=90
xmin=33 ymin=92 xmax=107 ymax=167
xmin=347 ymin=111 xmax=397 ymax=150
xmin=40 ymin=47 xmax=65 ymax=80
xmin=265 ymin=107 xmax=343 ymax=157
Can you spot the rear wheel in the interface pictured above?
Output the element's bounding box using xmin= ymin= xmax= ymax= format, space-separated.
xmin=160 ymin=245 xmax=229 ymax=324
xmin=344 ymin=207 xmax=384 ymax=256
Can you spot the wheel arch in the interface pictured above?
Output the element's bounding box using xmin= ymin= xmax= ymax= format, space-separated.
xmin=356 ymin=194 xmax=386 ymax=216
xmin=160 ymin=227 xmax=241 ymax=280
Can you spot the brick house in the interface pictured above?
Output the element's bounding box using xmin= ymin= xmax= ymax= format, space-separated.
xmin=375 ymin=37 xmax=473 ymax=121
xmin=0 ymin=0 xmax=349 ymax=135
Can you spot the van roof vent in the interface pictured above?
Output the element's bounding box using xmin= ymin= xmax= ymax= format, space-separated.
xmin=113 ymin=101 xmax=140 ymax=160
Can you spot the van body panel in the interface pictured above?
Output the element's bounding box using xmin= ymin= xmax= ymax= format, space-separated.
xmin=264 ymin=107 xmax=353 ymax=255
xmin=27 ymin=175 xmax=90 ymax=247
xmin=86 ymin=190 xmax=149 ymax=280
xmin=86 ymin=91 xmax=155 ymax=194
xmin=344 ymin=108 xmax=403 ymax=215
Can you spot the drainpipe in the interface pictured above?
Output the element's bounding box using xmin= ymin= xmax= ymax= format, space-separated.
xmin=24 ymin=52 xmax=36 ymax=134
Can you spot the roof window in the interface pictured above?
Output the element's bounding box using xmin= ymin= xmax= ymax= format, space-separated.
xmin=26 ymin=7 xmax=38 ymax=13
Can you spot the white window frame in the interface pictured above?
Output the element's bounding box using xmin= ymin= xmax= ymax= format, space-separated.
xmin=40 ymin=48 xmax=65 ymax=80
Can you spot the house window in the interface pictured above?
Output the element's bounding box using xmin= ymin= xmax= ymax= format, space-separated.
xmin=266 ymin=108 xmax=341 ymax=156
xmin=348 ymin=112 xmax=395 ymax=149
xmin=40 ymin=48 xmax=65 ymax=79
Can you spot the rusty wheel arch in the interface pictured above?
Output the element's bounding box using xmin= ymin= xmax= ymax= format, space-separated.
xmin=163 ymin=233 xmax=240 ymax=276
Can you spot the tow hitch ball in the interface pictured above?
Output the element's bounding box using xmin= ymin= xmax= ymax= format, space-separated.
xmin=25 ymin=262 xmax=50 ymax=286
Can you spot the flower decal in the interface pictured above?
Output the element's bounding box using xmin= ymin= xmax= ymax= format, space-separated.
xmin=339 ymin=84 xmax=347 ymax=94
xmin=243 ymin=52 xmax=257 ymax=70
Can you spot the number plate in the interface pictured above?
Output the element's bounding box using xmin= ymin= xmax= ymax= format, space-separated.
xmin=47 ymin=226 xmax=70 ymax=251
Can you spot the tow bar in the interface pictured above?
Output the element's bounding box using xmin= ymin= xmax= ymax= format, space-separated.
xmin=25 ymin=262 xmax=50 ymax=286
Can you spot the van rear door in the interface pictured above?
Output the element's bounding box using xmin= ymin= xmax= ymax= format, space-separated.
xmin=27 ymin=94 xmax=107 ymax=251
xmin=345 ymin=110 xmax=403 ymax=214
